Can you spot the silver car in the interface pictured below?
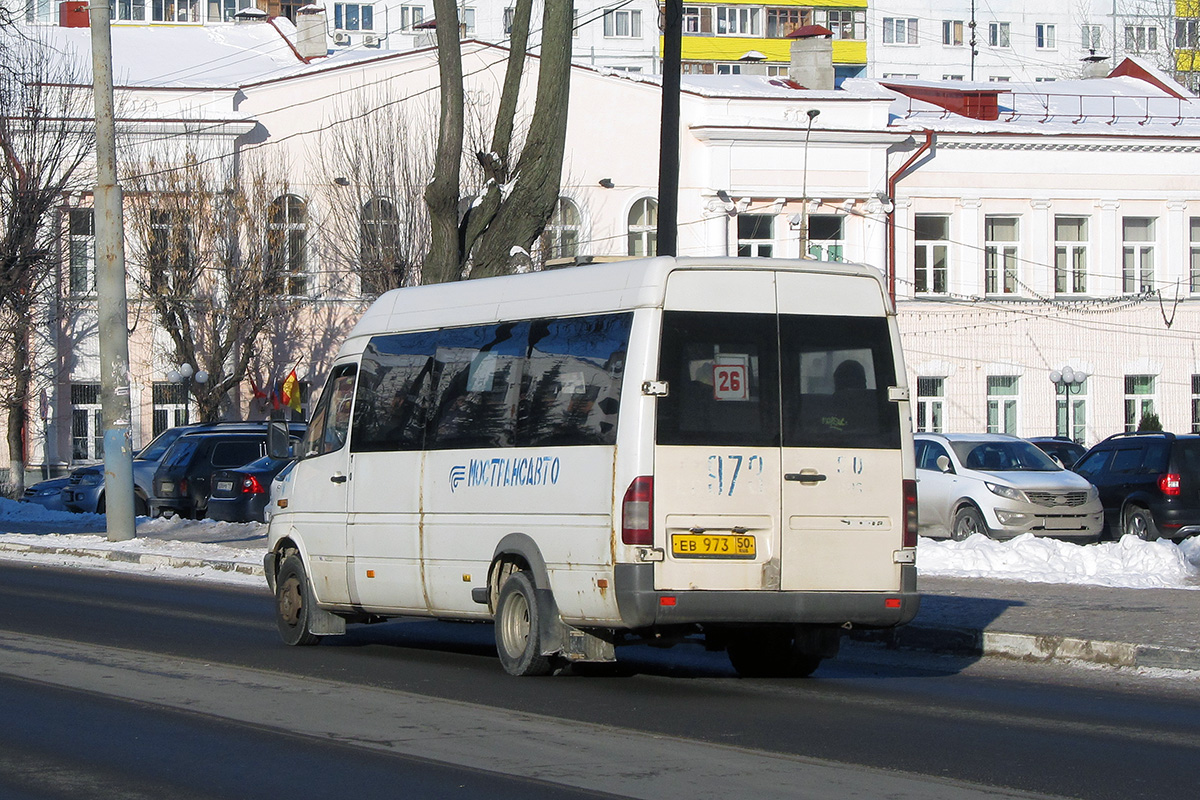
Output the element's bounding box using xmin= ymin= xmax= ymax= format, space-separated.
xmin=914 ymin=433 xmax=1104 ymax=543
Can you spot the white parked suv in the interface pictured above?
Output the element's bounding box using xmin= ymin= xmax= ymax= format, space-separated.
xmin=914 ymin=433 xmax=1104 ymax=543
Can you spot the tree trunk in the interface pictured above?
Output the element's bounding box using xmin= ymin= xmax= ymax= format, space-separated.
xmin=423 ymin=0 xmax=467 ymax=284
xmin=6 ymin=328 xmax=30 ymax=495
xmin=470 ymin=0 xmax=574 ymax=276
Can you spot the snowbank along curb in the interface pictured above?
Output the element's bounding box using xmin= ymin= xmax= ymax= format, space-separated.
xmin=0 ymin=540 xmax=264 ymax=578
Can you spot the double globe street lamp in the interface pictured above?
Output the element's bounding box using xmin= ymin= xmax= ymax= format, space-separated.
xmin=1050 ymin=366 xmax=1087 ymax=442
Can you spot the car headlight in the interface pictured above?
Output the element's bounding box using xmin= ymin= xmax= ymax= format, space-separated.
xmin=78 ymin=472 xmax=103 ymax=486
xmin=985 ymin=482 xmax=1028 ymax=503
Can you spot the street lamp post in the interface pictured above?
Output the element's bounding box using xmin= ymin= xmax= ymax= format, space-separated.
xmin=799 ymin=108 xmax=820 ymax=258
xmin=1050 ymin=366 xmax=1087 ymax=443
xmin=167 ymin=364 xmax=209 ymax=424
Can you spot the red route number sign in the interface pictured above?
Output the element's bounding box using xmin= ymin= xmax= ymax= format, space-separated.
xmin=712 ymin=363 xmax=749 ymax=401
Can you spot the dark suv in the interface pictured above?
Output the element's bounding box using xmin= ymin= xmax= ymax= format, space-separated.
xmin=151 ymin=428 xmax=287 ymax=519
xmin=1072 ymin=432 xmax=1200 ymax=541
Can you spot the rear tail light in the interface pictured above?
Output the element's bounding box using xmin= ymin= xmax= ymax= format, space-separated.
xmin=1159 ymin=473 xmax=1181 ymax=496
xmin=622 ymin=476 xmax=654 ymax=546
xmin=902 ymin=479 xmax=918 ymax=548
xmin=242 ymin=475 xmax=266 ymax=495
xmin=179 ymin=478 xmax=188 ymax=496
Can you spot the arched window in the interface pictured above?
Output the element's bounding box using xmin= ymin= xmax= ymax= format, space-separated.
xmin=544 ymin=197 xmax=582 ymax=260
xmin=360 ymin=197 xmax=403 ymax=296
xmin=627 ymin=198 xmax=657 ymax=257
xmin=267 ymin=194 xmax=307 ymax=296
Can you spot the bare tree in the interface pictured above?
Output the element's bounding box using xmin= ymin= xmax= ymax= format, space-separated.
xmin=0 ymin=33 xmax=95 ymax=493
xmin=426 ymin=0 xmax=575 ymax=281
xmin=122 ymin=146 xmax=307 ymax=422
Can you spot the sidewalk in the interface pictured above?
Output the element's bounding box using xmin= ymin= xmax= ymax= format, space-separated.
xmin=2 ymin=518 xmax=1198 ymax=672
xmin=856 ymin=575 xmax=1200 ymax=672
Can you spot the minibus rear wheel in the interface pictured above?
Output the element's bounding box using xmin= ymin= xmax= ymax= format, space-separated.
xmin=276 ymin=553 xmax=321 ymax=646
xmin=726 ymin=628 xmax=822 ymax=678
xmin=495 ymin=571 xmax=554 ymax=677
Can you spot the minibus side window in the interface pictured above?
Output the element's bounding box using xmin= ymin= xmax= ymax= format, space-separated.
xmin=779 ymin=316 xmax=900 ymax=450
xmin=656 ymin=311 xmax=779 ymax=447
xmin=351 ymin=331 xmax=438 ymax=452
xmin=299 ymin=364 xmax=357 ymax=458
xmin=517 ymin=313 xmax=631 ymax=447
xmin=428 ymin=323 xmax=527 ymax=450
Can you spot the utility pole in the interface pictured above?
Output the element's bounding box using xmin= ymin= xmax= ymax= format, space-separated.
xmin=90 ymin=3 xmax=136 ymax=541
xmin=657 ymin=0 xmax=682 ymax=257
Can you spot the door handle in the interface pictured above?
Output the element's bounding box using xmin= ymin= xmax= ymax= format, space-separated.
xmin=330 ymin=473 xmax=348 ymax=484
xmin=785 ymin=472 xmax=827 ymax=483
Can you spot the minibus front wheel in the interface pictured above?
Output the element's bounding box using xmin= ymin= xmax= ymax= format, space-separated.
xmin=495 ymin=571 xmax=554 ymax=677
xmin=275 ymin=553 xmax=321 ymax=647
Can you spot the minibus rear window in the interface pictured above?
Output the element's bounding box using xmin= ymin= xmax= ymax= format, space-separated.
xmin=656 ymin=311 xmax=901 ymax=450
xmin=780 ymin=315 xmax=901 ymax=450
xmin=656 ymin=311 xmax=780 ymax=447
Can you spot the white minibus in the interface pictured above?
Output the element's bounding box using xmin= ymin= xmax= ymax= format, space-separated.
xmin=264 ymin=256 xmax=918 ymax=676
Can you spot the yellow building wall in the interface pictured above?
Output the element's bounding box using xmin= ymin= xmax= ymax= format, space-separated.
xmin=679 ymin=37 xmax=866 ymax=65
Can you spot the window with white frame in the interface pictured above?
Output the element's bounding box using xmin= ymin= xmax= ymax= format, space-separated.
xmin=916 ymin=377 xmax=944 ymax=433
xmin=150 ymin=0 xmax=198 ymax=22
xmin=1036 ymin=23 xmax=1056 ymax=49
xmin=989 ymin=75 xmax=1011 ymax=82
xmin=543 ymin=197 xmax=582 ymax=260
xmin=943 ymin=20 xmax=964 ymax=46
xmin=71 ymin=383 xmax=103 ymax=461
xmin=1124 ymin=375 xmax=1156 ymax=431
xmin=1056 ymin=377 xmax=1087 ymax=443
xmin=805 ymin=215 xmax=842 ymax=260
xmin=989 ymin=22 xmax=1011 ymax=47
xmin=824 ymin=9 xmax=862 ymax=40
xmin=503 ymin=6 xmax=514 ymax=34
xmin=461 ymin=7 xmax=475 ymax=34
xmin=1177 ymin=19 xmax=1200 ymax=49
xmin=1191 ymin=217 xmax=1200 ymax=293
xmin=1055 ymin=216 xmax=1088 ymax=294
xmin=715 ymin=6 xmax=760 ymax=36
xmin=113 ymin=0 xmax=147 ymax=21
xmin=25 ymin=0 xmax=55 ymax=22
xmin=68 ymin=208 xmax=95 ymax=296
xmin=914 ymin=215 xmax=949 ymax=294
xmin=1192 ymin=375 xmax=1200 ymax=433
xmin=603 ymin=8 xmax=641 ymax=37
xmin=738 ymin=214 xmax=773 ymax=257
xmin=1082 ymin=24 xmax=1103 ymax=50
xmin=627 ymin=198 xmax=657 ymax=257
xmin=152 ymin=382 xmax=190 ymax=439
xmin=399 ymin=4 xmax=423 ymax=30
xmin=334 ymin=2 xmax=374 ymax=30
xmin=883 ymin=17 xmax=918 ymax=45
xmin=943 ymin=74 xmax=965 ymax=81
xmin=684 ymin=6 xmax=713 ymax=34
xmin=1125 ymin=26 xmax=1158 ymax=52
xmin=1122 ymin=216 xmax=1156 ymax=293
xmin=267 ymin=195 xmax=308 ymax=296
xmin=985 ymin=216 xmax=1019 ymax=294
xmin=213 ymin=0 xmax=255 ymax=22
xmin=278 ymin=0 xmax=304 ymax=22
xmin=987 ymin=375 xmax=1019 ymax=435
xmin=715 ymin=63 xmax=742 ymax=74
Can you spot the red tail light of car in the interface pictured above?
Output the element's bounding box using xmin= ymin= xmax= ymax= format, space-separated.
xmin=1159 ymin=473 xmax=1181 ymax=496
xmin=242 ymin=475 xmax=266 ymax=495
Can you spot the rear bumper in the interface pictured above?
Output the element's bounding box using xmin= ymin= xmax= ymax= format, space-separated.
xmin=614 ymin=563 xmax=919 ymax=629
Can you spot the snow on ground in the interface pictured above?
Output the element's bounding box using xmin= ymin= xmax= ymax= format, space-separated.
xmin=1 ymin=497 xmax=1199 ymax=589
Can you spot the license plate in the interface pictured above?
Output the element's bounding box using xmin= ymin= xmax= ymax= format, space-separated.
xmin=216 ymin=481 xmax=234 ymax=492
xmin=671 ymin=533 xmax=756 ymax=559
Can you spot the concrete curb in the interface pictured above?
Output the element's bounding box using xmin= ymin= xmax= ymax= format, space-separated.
xmin=0 ymin=541 xmax=264 ymax=578
xmin=852 ymin=625 xmax=1200 ymax=672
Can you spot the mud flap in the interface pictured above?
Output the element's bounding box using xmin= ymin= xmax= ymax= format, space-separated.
xmin=535 ymin=588 xmax=615 ymax=662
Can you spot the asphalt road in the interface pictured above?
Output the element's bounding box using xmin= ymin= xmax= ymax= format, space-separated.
xmin=1 ymin=561 xmax=1198 ymax=800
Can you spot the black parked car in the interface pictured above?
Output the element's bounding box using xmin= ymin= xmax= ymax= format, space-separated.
xmin=1028 ymin=436 xmax=1088 ymax=469
xmin=1072 ymin=431 xmax=1200 ymax=541
xmin=206 ymin=455 xmax=295 ymax=523
xmin=151 ymin=427 xmax=302 ymax=519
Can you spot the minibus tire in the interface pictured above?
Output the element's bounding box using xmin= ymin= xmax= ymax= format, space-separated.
xmin=727 ymin=629 xmax=822 ymax=678
xmin=276 ymin=554 xmax=321 ymax=646
xmin=495 ymin=571 xmax=553 ymax=677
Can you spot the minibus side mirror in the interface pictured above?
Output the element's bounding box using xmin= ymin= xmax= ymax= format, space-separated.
xmin=267 ymin=420 xmax=293 ymax=459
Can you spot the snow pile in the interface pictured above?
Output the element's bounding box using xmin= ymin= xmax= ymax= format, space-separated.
xmin=918 ymin=533 xmax=1200 ymax=589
